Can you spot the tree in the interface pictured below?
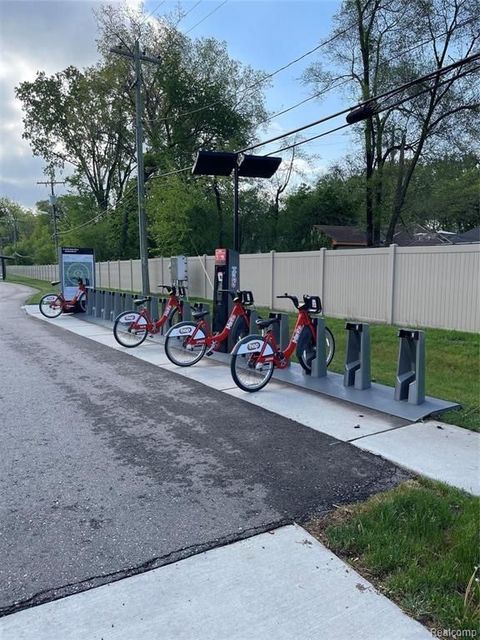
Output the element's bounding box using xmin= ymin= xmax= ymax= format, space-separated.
xmin=16 ymin=63 xmax=136 ymax=210
xmin=305 ymin=0 xmax=480 ymax=245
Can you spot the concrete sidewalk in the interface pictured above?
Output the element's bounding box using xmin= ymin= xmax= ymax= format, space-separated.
xmin=24 ymin=305 xmax=479 ymax=496
xmin=0 ymin=525 xmax=431 ymax=640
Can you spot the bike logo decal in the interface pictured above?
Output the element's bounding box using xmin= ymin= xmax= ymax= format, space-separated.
xmin=180 ymin=327 xmax=192 ymax=335
xmin=247 ymin=341 xmax=261 ymax=350
xmin=122 ymin=314 xmax=138 ymax=322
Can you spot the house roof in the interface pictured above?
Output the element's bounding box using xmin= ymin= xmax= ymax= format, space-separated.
xmin=454 ymin=227 xmax=480 ymax=243
xmin=313 ymin=225 xmax=367 ymax=245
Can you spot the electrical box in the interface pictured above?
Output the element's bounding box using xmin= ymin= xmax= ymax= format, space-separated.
xmin=170 ymin=255 xmax=188 ymax=282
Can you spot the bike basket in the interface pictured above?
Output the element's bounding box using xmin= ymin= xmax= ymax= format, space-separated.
xmin=303 ymin=295 xmax=322 ymax=313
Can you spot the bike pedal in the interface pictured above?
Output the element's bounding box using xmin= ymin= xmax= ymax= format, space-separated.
xmin=206 ymin=349 xmax=214 ymax=356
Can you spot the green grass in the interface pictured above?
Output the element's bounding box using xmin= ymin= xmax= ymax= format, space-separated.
xmin=4 ymin=274 xmax=57 ymax=303
xmin=306 ymin=479 xmax=480 ymax=635
xmin=7 ymin=274 xmax=479 ymax=431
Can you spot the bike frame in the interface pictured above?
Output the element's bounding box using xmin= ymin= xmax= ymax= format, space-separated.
xmin=257 ymin=308 xmax=316 ymax=369
xmin=130 ymin=295 xmax=182 ymax=334
xmin=185 ymin=300 xmax=250 ymax=349
xmin=51 ymin=282 xmax=87 ymax=312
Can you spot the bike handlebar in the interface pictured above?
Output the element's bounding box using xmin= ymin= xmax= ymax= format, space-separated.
xmin=219 ymin=289 xmax=254 ymax=305
xmin=276 ymin=293 xmax=299 ymax=308
xmin=276 ymin=293 xmax=322 ymax=313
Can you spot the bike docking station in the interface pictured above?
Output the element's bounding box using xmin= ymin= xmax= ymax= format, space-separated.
xmin=271 ymin=320 xmax=459 ymax=422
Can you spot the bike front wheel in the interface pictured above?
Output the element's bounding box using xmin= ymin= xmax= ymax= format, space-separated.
xmin=113 ymin=311 xmax=148 ymax=347
xmin=164 ymin=321 xmax=207 ymax=366
xmin=230 ymin=335 xmax=275 ymax=392
xmin=39 ymin=293 xmax=63 ymax=318
xmin=297 ymin=326 xmax=336 ymax=372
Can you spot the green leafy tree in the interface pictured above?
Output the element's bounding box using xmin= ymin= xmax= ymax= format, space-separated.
xmin=305 ymin=0 xmax=480 ymax=245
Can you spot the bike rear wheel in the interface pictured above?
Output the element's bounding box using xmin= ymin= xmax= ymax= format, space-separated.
xmin=164 ymin=321 xmax=207 ymax=366
xmin=230 ymin=335 xmax=275 ymax=392
xmin=113 ymin=311 xmax=148 ymax=347
xmin=297 ymin=326 xmax=335 ymax=372
xmin=39 ymin=293 xmax=63 ymax=318
xmin=78 ymin=292 xmax=87 ymax=312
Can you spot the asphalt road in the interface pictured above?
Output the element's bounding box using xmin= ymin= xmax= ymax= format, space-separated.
xmin=0 ymin=281 xmax=408 ymax=616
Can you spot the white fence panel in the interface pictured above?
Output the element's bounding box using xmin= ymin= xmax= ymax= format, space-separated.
xmin=7 ymin=244 xmax=479 ymax=332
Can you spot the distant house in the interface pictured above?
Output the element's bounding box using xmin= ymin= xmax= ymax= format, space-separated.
xmin=312 ymin=224 xmax=480 ymax=249
xmin=312 ymin=225 xmax=367 ymax=249
xmin=453 ymin=227 xmax=480 ymax=244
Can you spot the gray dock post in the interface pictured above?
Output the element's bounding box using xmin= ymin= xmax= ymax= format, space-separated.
xmin=269 ymin=312 xmax=289 ymax=350
xmin=249 ymin=309 xmax=259 ymax=332
xmin=182 ymin=300 xmax=192 ymax=322
xmin=102 ymin=291 xmax=113 ymax=322
xmin=113 ymin=292 xmax=123 ymax=320
xmin=395 ymin=329 xmax=425 ymax=404
xmin=94 ymin=290 xmax=104 ymax=318
xmin=310 ymin=317 xmax=328 ymax=378
xmin=344 ymin=322 xmax=371 ymax=390
xmin=86 ymin=288 xmax=94 ymax=316
xmin=150 ymin=296 xmax=159 ymax=322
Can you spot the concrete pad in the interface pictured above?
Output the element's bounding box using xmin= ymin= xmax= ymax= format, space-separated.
xmin=0 ymin=525 xmax=430 ymax=640
xmin=160 ymin=358 xmax=239 ymax=391
xmin=225 ymin=382 xmax=404 ymax=441
xmin=355 ymin=420 xmax=480 ymax=495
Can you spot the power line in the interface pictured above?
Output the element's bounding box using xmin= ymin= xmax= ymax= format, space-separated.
xmin=265 ymin=62 xmax=480 ymax=157
xmin=140 ymin=0 xmax=167 ymax=26
xmin=242 ymin=52 xmax=480 ymax=154
xmin=175 ymin=1 xmax=202 ymax=27
xmin=183 ymin=0 xmax=228 ymax=35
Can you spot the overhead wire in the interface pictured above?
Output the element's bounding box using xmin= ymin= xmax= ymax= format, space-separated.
xmin=183 ymin=0 xmax=228 ymax=35
xmin=241 ymin=51 xmax=480 ymax=154
xmin=264 ymin=61 xmax=480 ymax=157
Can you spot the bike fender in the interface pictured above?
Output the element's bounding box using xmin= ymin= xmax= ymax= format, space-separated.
xmin=118 ymin=312 xmax=146 ymax=325
xmin=235 ymin=335 xmax=274 ymax=356
xmin=166 ymin=322 xmax=206 ymax=339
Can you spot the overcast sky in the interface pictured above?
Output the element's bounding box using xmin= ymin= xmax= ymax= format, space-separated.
xmin=0 ymin=0 xmax=355 ymax=209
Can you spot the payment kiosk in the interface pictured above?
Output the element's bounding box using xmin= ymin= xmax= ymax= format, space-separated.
xmin=212 ymin=248 xmax=239 ymax=351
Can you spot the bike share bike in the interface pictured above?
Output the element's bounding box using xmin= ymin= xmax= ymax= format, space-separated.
xmin=113 ymin=285 xmax=186 ymax=348
xmin=230 ymin=293 xmax=335 ymax=392
xmin=164 ymin=290 xmax=254 ymax=367
xmin=39 ymin=278 xmax=87 ymax=318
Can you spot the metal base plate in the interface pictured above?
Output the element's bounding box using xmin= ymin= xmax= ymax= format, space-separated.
xmin=207 ymin=351 xmax=459 ymax=422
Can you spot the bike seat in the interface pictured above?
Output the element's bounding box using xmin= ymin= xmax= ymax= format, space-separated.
xmin=256 ymin=317 xmax=280 ymax=329
xmin=192 ymin=309 xmax=209 ymax=320
xmin=51 ymin=281 xmax=60 ymax=286
xmin=133 ymin=297 xmax=149 ymax=306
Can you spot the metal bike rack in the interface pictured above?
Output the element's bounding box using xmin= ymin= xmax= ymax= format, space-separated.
xmin=395 ymin=329 xmax=425 ymax=405
xmin=182 ymin=300 xmax=192 ymax=322
xmin=249 ymin=309 xmax=260 ymax=332
xmin=344 ymin=322 xmax=371 ymax=390
xmin=150 ymin=296 xmax=159 ymax=322
xmin=308 ymin=317 xmax=327 ymax=378
xmin=112 ymin=291 xmax=124 ymax=320
xmin=102 ymin=291 xmax=114 ymax=322
xmin=86 ymin=288 xmax=95 ymax=316
xmin=93 ymin=290 xmax=104 ymax=318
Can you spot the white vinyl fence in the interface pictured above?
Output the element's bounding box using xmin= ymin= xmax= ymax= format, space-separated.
xmin=9 ymin=244 xmax=479 ymax=332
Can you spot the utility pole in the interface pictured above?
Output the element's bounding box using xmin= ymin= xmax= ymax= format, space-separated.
xmin=37 ymin=176 xmax=65 ymax=260
xmin=110 ymin=41 xmax=161 ymax=296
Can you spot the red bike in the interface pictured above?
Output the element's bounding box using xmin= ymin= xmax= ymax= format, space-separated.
xmin=230 ymin=293 xmax=335 ymax=391
xmin=164 ymin=290 xmax=254 ymax=367
xmin=113 ymin=285 xmax=186 ymax=348
xmin=39 ymin=278 xmax=87 ymax=318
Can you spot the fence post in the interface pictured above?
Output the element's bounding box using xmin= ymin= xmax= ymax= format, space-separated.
xmin=320 ymin=247 xmax=326 ymax=310
xmin=388 ymin=243 xmax=397 ymax=325
xmin=117 ymin=260 xmax=121 ymax=291
xmin=270 ymin=250 xmax=275 ymax=309
xmin=107 ymin=261 xmax=111 ymax=289
xmin=203 ymin=254 xmax=207 ymax=299
xmin=130 ymin=259 xmax=133 ymax=292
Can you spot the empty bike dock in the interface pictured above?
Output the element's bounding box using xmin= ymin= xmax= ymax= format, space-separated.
xmin=81 ymin=287 xmax=459 ymax=422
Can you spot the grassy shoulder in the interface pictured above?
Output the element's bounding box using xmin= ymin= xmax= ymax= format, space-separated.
xmin=4 ymin=274 xmax=55 ymax=303
xmin=306 ymin=479 xmax=480 ymax=635
xmin=6 ymin=274 xmax=479 ymax=431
